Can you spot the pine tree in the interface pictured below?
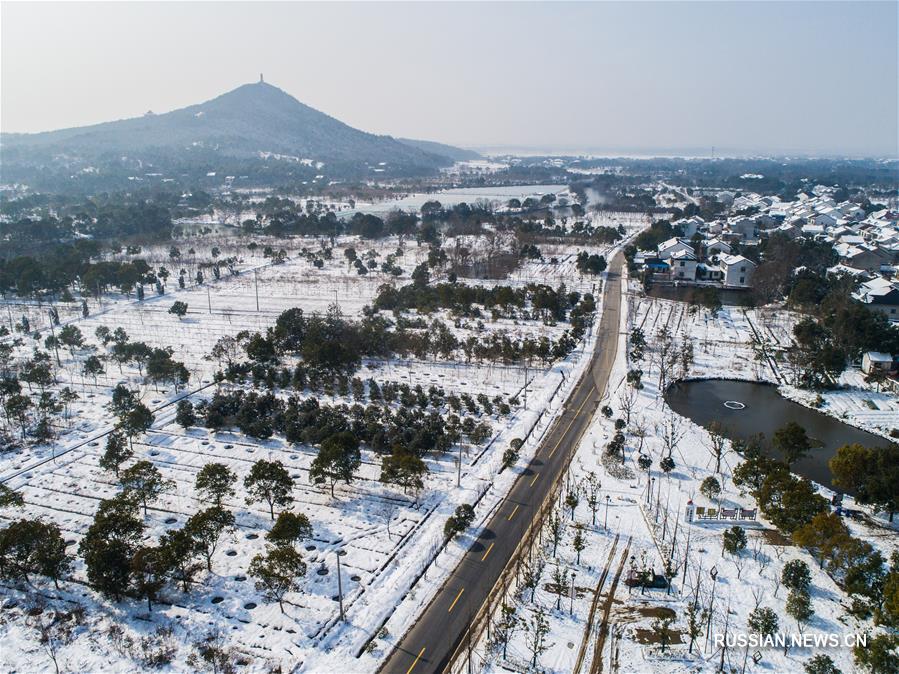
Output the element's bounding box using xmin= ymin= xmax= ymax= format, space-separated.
xmin=249 ymin=546 xmax=307 ymax=613
xmin=187 ymin=507 xmax=235 ymax=572
xmin=309 ymin=432 xmax=361 ymax=497
xmin=99 ymin=432 xmax=132 ymax=477
xmin=266 ymin=511 xmax=313 ymax=548
xmin=244 ymin=460 xmax=293 ymax=520
xmin=195 ymin=463 xmax=237 ymax=507
xmin=120 ymin=460 xmax=174 ymax=516
xmin=130 ymin=545 xmax=167 ymax=611
xmin=80 ymin=494 xmax=144 ymax=599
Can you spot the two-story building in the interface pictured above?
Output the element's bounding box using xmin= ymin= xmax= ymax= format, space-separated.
xmin=719 ymin=254 xmax=756 ymax=287
xmin=668 ymin=248 xmax=699 ymax=281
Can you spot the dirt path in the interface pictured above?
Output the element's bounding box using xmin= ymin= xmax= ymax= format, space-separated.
xmin=572 ymin=531 xmax=621 ymax=674
xmin=589 ymin=537 xmax=632 ymax=674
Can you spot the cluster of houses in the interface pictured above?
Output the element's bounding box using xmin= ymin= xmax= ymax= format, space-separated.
xmin=635 ymin=185 xmax=898 ymax=295
xmin=634 ymin=234 xmax=757 ymax=289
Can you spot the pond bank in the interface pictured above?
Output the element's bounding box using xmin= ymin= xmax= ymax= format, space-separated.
xmin=664 ymin=378 xmax=889 ymax=490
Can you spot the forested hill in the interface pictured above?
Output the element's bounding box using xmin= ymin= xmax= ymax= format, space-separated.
xmin=0 ymin=80 xmax=469 ymax=188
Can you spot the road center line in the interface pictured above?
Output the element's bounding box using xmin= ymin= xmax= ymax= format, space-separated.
xmin=548 ymin=385 xmax=595 ymax=458
xmin=406 ymin=647 xmax=425 ymax=674
xmin=448 ymin=587 xmax=464 ymax=612
xmin=481 ymin=542 xmax=495 ymax=561
xmin=530 ymin=473 xmax=539 ymax=487
xmin=507 ymin=504 xmax=520 ymax=520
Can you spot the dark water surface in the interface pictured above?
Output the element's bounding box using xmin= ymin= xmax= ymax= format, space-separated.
xmin=664 ymin=379 xmax=888 ymax=490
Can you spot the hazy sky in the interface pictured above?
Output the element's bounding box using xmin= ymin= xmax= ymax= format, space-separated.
xmin=2 ymin=1 xmax=897 ymax=156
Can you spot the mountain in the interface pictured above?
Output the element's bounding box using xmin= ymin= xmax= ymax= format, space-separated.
xmin=397 ymin=138 xmax=480 ymax=162
xmin=0 ymin=81 xmax=472 ymax=186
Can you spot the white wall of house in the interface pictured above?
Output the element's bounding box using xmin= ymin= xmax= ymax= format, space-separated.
xmin=720 ymin=256 xmax=755 ymax=287
xmin=670 ymin=257 xmax=698 ymax=281
xmin=657 ymin=239 xmax=694 ymax=260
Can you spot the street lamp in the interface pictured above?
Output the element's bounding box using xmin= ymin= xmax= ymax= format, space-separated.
xmin=705 ymin=565 xmax=719 ymax=652
xmin=604 ymin=495 xmax=611 ymax=530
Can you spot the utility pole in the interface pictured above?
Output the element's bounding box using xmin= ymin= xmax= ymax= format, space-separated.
xmin=47 ymin=310 xmax=60 ymax=366
xmin=570 ymin=571 xmax=577 ymax=615
xmin=254 ymin=268 xmax=259 ymax=312
xmin=336 ymin=551 xmax=345 ymax=621
xmin=682 ymin=522 xmax=692 ymax=586
xmin=457 ymin=444 xmax=462 ymax=487
xmin=207 ymin=286 xmax=212 ymax=314
xmin=523 ymin=363 xmax=528 ymax=409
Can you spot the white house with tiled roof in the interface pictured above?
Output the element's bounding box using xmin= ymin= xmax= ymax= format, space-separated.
xmin=719 ymin=254 xmax=756 ymax=287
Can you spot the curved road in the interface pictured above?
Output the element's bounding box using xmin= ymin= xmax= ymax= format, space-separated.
xmin=380 ymin=251 xmax=625 ymax=674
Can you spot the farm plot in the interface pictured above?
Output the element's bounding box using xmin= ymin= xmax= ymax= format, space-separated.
xmin=0 ymin=232 xmax=614 ymax=671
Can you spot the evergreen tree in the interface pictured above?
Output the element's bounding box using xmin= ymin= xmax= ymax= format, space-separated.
xmin=80 ymin=494 xmax=144 ymax=599
xmin=379 ymin=450 xmax=427 ymax=494
xmin=0 ymin=519 xmax=71 ymax=589
xmin=130 ymin=545 xmax=167 ymax=612
xmin=120 ymin=460 xmax=174 ymax=516
xmin=309 ymin=432 xmax=361 ymax=497
xmin=266 ymin=511 xmax=313 ymax=548
xmin=99 ymin=431 xmax=132 ymax=477
xmin=121 ymin=402 xmax=154 ymax=449
xmin=195 ymin=463 xmax=237 ymax=507
xmin=249 ymin=545 xmax=307 ymax=613
xmin=244 ymin=460 xmax=293 ymax=520
xmin=187 ymin=506 xmax=235 ymax=572
xmin=176 ymin=399 xmax=196 ymax=428
xmin=160 ymin=526 xmax=202 ymax=593
xmin=0 ymin=484 xmax=24 ymax=509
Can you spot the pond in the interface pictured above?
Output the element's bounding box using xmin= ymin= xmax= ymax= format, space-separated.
xmin=664 ymin=379 xmax=888 ymax=491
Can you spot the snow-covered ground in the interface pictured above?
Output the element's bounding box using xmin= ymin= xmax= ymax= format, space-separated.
xmin=0 ymin=220 xmax=651 ymax=672
xmin=473 ymin=284 xmax=898 ymax=674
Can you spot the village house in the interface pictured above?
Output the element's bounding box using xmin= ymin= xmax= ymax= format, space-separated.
xmin=668 ymin=248 xmax=699 ymax=281
xmin=656 ymin=237 xmax=694 ymax=260
xmin=705 ymin=237 xmax=732 ymax=258
xmin=854 ymin=276 xmax=899 ymax=320
xmin=727 ymin=217 xmax=757 ymax=240
xmin=838 ymin=242 xmax=891 ymax=272
xmin=861 ymin=351 xmax=896 ymax=375
xmin=719 ymin=254 xmax=755 ymax=287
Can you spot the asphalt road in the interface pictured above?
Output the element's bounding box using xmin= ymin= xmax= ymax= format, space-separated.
xmin=380 ymin=251 xmax=625 ymax=674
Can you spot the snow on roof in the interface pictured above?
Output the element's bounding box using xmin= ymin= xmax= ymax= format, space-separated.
xmin=865 ymin=352 xmax=893 ymax=362
xmin=658 ymin=237 xmax=683 ymax=249
xmin=670 ymin=249 xmax=698 ymax=260
xmin=706 ymin=237 xmax=731 ymax=249
xmin=720 ymin=254 xmax=754 ymax=267
xmin=861 ymin=276 xmax=895 ymax=293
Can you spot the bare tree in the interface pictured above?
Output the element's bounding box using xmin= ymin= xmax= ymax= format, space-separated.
xmin=632 ymin=417 xmax=648 ymax=455
xmin=620 ymin=385 xmax=637 ymax=427
xmin=661 ymin=412 xmax=684 ymax=460
xmin=656 ymin=327 xmax=675 ymax=391
xmin=526 ymin=606 xmax=553 ymax=669
xmin=706 ymin=421 xmax=728 ymax=474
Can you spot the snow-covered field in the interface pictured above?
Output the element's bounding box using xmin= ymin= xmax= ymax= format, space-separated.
xmin=0 ymin=220 xmax=649 ymax=673
xmin=473 ymin=284 xmax=898 ymax=674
